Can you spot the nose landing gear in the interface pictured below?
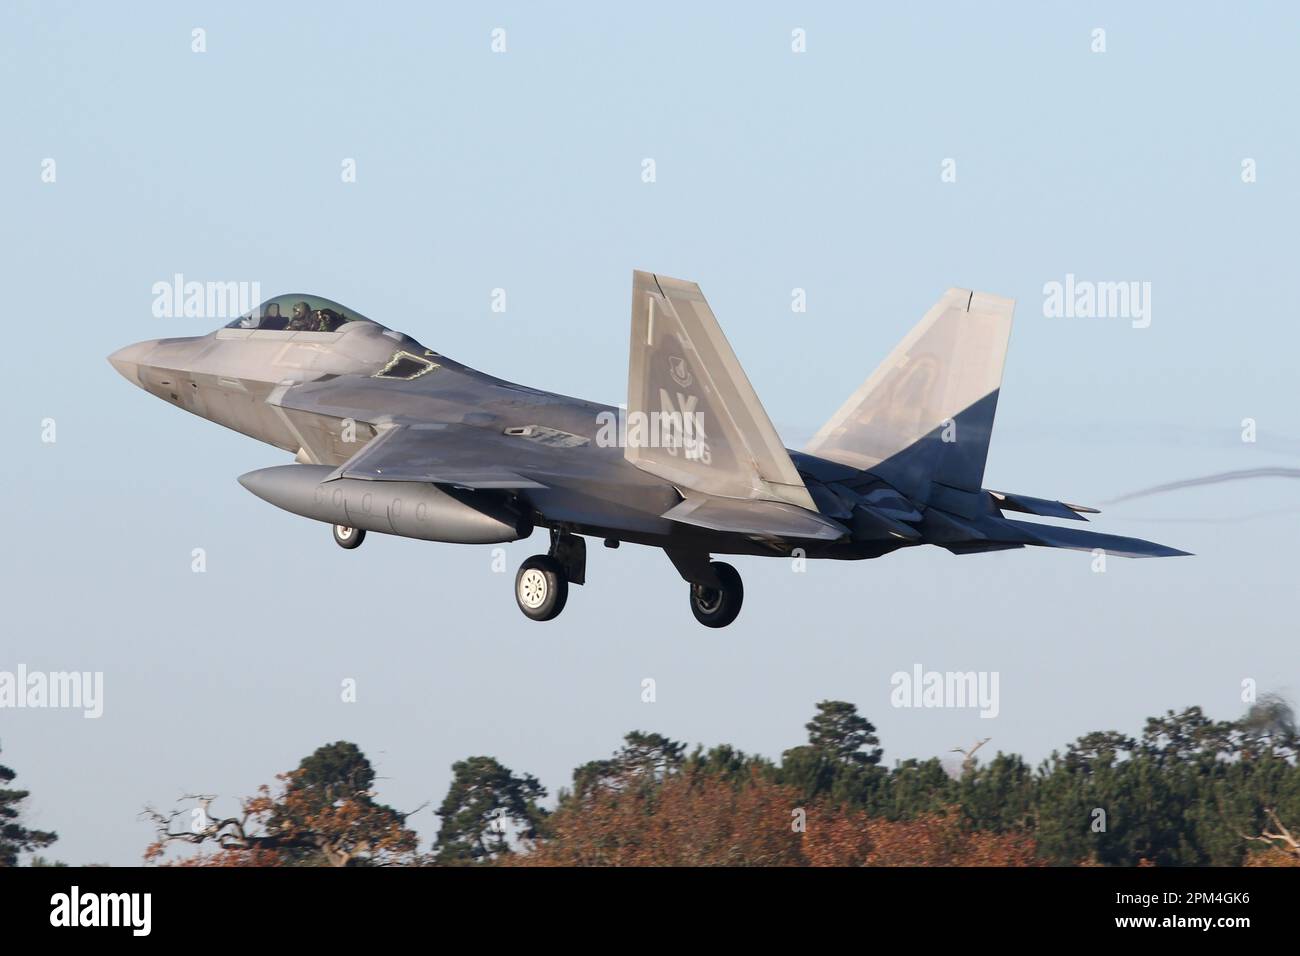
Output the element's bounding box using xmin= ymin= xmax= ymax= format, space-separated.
xmin=514 ymin=530 xmax=586 ymax=623
xmin=514 ymin=555 xmax=568 ymax=621
xmin=333 ymin=524 xmax=366 ymax=549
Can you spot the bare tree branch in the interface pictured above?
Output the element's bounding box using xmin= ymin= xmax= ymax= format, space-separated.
xmin=1241 ymin=807 xmax=1300 ymax=858
xmin=951 ymin=738 xmax=992 ymax=776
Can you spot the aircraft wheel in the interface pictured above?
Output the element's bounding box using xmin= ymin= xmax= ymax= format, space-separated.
xmin=689 ymin=561 xmax=743 ymax=628
xmin=515 ymin=555 xmax=568 ymax=622
xmin=333 ymin=524 xmax=366 ymax=550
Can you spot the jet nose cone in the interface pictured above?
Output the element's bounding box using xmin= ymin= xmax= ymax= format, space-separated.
xmin=107 ymin=340 xmax=157 ymax=385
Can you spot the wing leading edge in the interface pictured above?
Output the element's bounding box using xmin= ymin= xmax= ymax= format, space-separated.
xmin=324 ymin=425 xmax=547 ymax=489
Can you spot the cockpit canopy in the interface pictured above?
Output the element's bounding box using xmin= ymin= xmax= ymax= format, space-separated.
xmin=225 ymin=294 xmax=377 ymax=333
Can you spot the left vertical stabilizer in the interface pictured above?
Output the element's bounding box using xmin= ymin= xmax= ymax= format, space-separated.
xmin=626 ymin=271 xmax=816 ymax=511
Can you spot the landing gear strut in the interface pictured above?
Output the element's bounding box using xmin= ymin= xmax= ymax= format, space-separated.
xmin=689 ymin=561 xmax=744 ymax=628
xmin=515 ymin=530 xmax=586 ymax=622
xmin=333 ymin=524 xmax=365 ymax=549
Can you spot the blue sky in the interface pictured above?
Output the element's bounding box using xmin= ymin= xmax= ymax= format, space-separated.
xmin=3 ymin=1 xmax=1298 ymax=864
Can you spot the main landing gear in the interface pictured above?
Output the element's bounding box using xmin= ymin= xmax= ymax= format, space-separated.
xmin=664 ymin=548 xmax=745 ymax=628
xmin=333 ymin=524 xmax=366 ymax=549
xmin=688 ymin=561 xmax=743 ymax=628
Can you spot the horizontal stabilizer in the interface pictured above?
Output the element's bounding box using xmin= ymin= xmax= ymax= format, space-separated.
xmin=990 ymin=490 xmax=1095 ymax=521
xmin=325 ymin=425 xmax=547 ymax=489
xmin=663 ymin=496 xmax=847 ymax=541
xmin=1004 ymin=518 xmax=1190 ymax=558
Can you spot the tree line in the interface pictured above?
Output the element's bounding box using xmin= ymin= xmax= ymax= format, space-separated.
xmin=4 ymin=697 xmax=1299 ymax=866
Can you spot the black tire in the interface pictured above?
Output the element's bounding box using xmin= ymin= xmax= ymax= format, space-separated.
xmin=689 ymin=561 xmax=743 ymax=628
xmin=515 ymin=555 xmax=569 ymax=622
xmin=333 ymin=524 xmax=366 ymax=550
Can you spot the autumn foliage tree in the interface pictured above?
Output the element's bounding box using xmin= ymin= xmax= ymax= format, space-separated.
xmin=144 ymin=741 xmax=419 ymax=867
xmin=514 ymin=769 xmax=1041 ymax=867
xmin=801 ymin=803 xmax=1041 ymax=867
xmin=517 ymin=770 xmax=805 ymax=866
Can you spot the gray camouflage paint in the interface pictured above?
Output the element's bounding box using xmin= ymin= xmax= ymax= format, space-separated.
xmin=109 ymin=273 xmax=1187 ymax=601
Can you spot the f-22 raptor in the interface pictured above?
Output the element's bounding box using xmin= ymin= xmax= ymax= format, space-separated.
xmin=109 ymin=273 xmax=1187 ymax=628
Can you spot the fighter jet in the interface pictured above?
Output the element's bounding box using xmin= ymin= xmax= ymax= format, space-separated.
xmin=109 ymin=274 xmax=1187 ymax=628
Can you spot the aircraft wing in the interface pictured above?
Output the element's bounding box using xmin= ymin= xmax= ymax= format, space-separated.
xmin=324 ymin=424 xmax=548 ymax=489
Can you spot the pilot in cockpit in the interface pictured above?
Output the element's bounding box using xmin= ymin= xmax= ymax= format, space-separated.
xmin=314 ymin=308 xmax=345 ymax=331
xmin=287 ymin=301 xmax=315 ymax=331
xmin=227 ymin=297 xmax=363 ymax=332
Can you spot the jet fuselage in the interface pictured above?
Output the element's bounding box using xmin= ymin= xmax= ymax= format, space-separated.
xmin=108 ymin=318 xmax=845 ymax=559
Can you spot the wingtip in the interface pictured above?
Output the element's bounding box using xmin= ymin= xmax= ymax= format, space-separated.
xmin=1137 ymin=544 xmax=1194 ymax=558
